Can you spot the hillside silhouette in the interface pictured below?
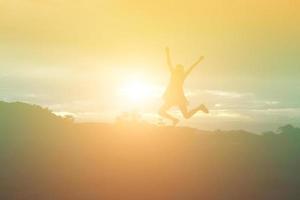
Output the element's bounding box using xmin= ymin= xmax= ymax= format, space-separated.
xmin=0 ymin=101 xmax=300 ymax=200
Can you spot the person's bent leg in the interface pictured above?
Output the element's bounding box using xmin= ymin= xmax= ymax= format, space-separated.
xmin=159 ymin=103 xmax=179 ymax=126
xmin=197 ymin=104 xmax=209 ymax=114
xmin=179 ymin=104 xmax=209 ymax=119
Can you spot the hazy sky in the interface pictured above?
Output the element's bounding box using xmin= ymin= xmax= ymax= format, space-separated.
xmin=1 ymin=0 xmax=300 ymax=132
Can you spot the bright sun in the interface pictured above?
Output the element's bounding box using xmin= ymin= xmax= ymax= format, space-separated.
xmin=120 ymin=81 xmax=152 ymax=104
xmin=119 ymin=77 xmax=159 ymax=105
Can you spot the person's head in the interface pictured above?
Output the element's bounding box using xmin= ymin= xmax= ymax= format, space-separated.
xmin=175 ymin=64 xmax=184 ymax=74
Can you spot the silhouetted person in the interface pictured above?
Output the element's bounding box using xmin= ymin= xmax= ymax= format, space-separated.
xmin=159 ymin=47 xmax=209 ymax=126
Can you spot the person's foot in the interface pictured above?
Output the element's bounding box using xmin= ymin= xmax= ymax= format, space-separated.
xmin=172 ymin=118 xmax=180 ymax=126
xmin=199 ymin=104 xmax=209 ymax=114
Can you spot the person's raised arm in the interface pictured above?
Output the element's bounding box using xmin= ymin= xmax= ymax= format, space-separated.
xmin=185 ymin=56 xmax=204 ymax=78
xmin=165 ymin=47 xmax=173 ymax=72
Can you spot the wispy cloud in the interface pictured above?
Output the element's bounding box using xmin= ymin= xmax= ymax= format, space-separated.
xmin=203 ymin=90 xmax=254 ymax=99
xmin=186 ymin=89 xmax=282 ymax=110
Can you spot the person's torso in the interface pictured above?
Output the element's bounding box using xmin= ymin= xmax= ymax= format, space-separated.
xmin=167 ymin=72 xmax=185 ymax=91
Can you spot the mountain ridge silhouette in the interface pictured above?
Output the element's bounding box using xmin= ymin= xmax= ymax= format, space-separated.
xmin=1 ymin=100 xmax=299 ymax=135
xmin=0 ymin=101 xmax=299 ymax=200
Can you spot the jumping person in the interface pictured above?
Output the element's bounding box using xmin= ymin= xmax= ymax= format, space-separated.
xmin=159 ymin=47 xmax=209 ymax=126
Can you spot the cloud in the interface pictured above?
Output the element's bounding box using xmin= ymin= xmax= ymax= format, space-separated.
xmin=202 ymin=90 xmax=254 ymax=99
xmin=53 ymin=111 xmax=76 ymax=118
xmin=187 ymin=89 xmax=283 ymax=110
xmin=175 ymin=89 xmax=300 ymax=129
xmin=0 ymin=93 xmax=46 ymax=102
xmin=196 ymin=109 xmax=253 ymax=121
xmin=249 ymin=108 xmax=300 ymax=116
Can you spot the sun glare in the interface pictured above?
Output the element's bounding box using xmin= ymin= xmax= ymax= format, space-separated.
xmin=120 ymin=81 xmax=152 ymax=103
xmin=119 ymin=75 xmax=160 ymax=106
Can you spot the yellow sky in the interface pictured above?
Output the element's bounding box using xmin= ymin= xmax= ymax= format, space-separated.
xmin=1 ymin=1 xmax=299 ymax=77
xmin=0 ymin=0 xmax=300 ymax=131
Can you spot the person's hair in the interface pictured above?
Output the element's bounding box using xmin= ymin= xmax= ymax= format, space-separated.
xmin=174 ymin=64 xmax=184 ymax=74
xmin=176 ymin=64 xmax=184 ymax=69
